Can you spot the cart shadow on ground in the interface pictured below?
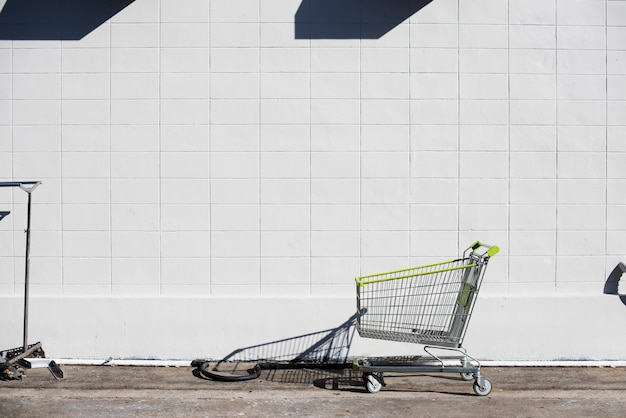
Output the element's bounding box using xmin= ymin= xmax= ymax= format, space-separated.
xmin=313 ymin=372 xmax=476 ymax=398
xmin=192 ymin=312 xmax=360 ymax=385
xmin=312 ymin=372 xmax=481 ymax=396
xmin=190 ymin=310 xmax=483 ymax=395
xmin=192 ymin=364 xmax=478 ymax=396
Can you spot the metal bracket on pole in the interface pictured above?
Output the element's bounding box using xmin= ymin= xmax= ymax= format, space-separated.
xmin=0 ymin=181 xmax=62 ymax=380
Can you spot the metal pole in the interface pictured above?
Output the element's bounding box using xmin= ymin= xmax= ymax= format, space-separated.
xmin=0 ymin=181 xmax=40 ymax=355
xmin=23 ymin=189 xmax=32 ymax=353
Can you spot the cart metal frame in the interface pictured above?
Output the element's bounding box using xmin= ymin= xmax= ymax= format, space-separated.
xmin=353 ymin=241 xmax=498 ymax=395
xmin=0 ymin=181 xmax=63 ymax=380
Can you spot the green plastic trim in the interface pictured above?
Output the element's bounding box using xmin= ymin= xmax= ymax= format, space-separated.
xmin=487 ymin=245 xmax=500 ymax=257
xmin=457 ymin=282 xmax=475 ymax=307
xmin=356 ymin=263 xmax=476 ymax=287
xmin=355 ymin=241 xmax=498 ymax=287
xmin=471 ymin=240 xmax=499 ymax=257
xmin=357 ymin=258 xmax=459 ymax=280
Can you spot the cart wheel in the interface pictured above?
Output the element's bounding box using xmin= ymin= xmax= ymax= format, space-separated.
xmin=473 ymin=378 xmax=492 ymax=396
xmin=363 ymin=372 xmax=384 ymax=394
xmin=460 ymin=372 xmax=474 ymax=381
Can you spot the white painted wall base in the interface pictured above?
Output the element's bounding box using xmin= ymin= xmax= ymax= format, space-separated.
xmin=1 ymin=294 xmax=625 ymax=361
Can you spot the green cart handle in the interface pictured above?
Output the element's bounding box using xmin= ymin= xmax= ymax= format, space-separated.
xmin=469 ymin=241 xmax=499 ymax=257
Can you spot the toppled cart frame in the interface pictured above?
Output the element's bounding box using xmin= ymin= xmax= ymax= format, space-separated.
xmin=0 ymin=181 xmax=62 ymax=380
xmin=353 ymin=241 xmax=498 ymax=395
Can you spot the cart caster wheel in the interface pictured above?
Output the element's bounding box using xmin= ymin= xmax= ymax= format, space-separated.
xmin=363 ymin=372 xmax=384 ymax=394
xmin=460 ymin=372 xmax=474 ymax=381
xmin=473 ymin=378 xmax=492 ymax=396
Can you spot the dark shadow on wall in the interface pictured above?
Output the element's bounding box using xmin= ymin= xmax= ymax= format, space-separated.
xmin=0 ymin=0 xmax=135 ymax=40
xmin=295 ymin=0 xmax=433 ymax=39
xmin=604 ymin=262 xmax=626 ymax=306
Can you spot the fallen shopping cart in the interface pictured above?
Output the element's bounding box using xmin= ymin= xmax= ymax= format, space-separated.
xmin=353 ymin=241 xmax=499 ymax=396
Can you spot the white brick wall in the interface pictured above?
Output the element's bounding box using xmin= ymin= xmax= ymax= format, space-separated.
xmin=0 ymin=0 xmax=626 ymax=359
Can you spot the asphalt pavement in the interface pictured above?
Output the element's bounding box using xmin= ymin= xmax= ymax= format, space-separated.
xmin=0 ymin=364 xmax=625 ymax=417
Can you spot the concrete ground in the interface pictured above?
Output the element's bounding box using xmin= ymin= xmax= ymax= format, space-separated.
xmin=0 ymin=364 xmax=625 ymax=417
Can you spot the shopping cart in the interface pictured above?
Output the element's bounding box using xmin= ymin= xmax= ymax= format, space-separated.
xmin=353 ymin=241 xmax=499 ymax=395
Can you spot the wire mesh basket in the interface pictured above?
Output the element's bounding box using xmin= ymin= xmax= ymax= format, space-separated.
xmin=356 ymin=241 xmax=498 ymax=348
